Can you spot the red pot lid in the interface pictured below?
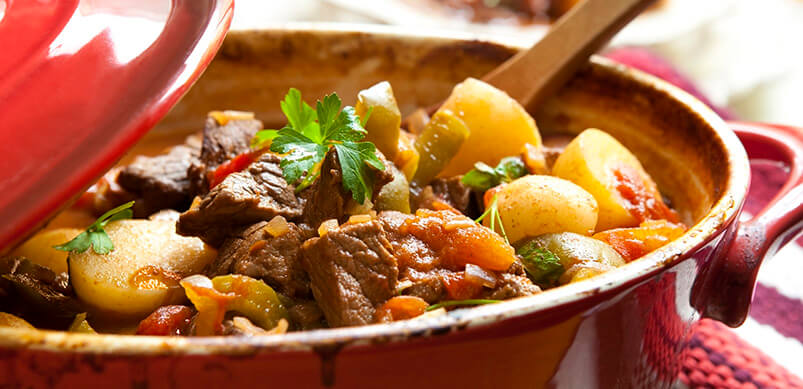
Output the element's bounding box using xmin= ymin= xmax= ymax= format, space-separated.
xmin=0 ymin=0 xmax=233 ymax=252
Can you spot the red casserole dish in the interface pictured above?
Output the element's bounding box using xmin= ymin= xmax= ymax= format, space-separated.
xmin=1 ymin=26 xmax=802 ymax=389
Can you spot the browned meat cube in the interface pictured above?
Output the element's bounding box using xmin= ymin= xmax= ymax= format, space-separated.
xmin=210 ymin=220 xmax=312 ymax=298
xmin=300 ymin=220 xmax=398 ymax=327
xmin=178 ymin=153 xmax=303 ymax=246
xmin=188 ymin=116 xmax=263 ymax=195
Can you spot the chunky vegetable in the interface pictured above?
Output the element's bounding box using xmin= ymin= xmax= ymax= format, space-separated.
xmin=394 ymin=131 xmax=420 ymax=181
xmin=375 ymin=296 xmax=429 ymax=322
xmin=69 ymin=220 xmax=217 ymax=318
xmin=401 ymin=208 xmax=517 ymax=271
xmin=593 ymin=220 xmax=686 ymax=262
xmin=0 ymin=312 xmax=35 ymax=329
xmin=412 ymin=109 xmax=470 ymax=186
xmin=437 ymin=78 xmax=543 ymax=177
xmin=11 ymin=228 xmax=82 ymax=274
xmin=519 ymin=232 xmax=625 ymax=286
xmin=68 ymin=313 xmax=97 ymax=333
xmin=551 ymin=129 xmax=676 ymax=231
xmin=181 ymin=274 xmax=288 ymax=336
xmin=492 ymin=175 xmax=599 ymax=244
xmin=356 ymin=81 xmax=402 ymax=160
xmin=375 ymin=166 xmax=411 ymax=213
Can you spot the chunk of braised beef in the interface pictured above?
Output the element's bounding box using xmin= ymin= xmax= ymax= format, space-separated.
xmin=399 ymin=268 xmax=445 ymax=304
xmin=301 ymin=149 xmax=394 ymax=228
xmin=299 ymin=220 xmax=398 ymax=327
xmin=136 ymin=305 xmax=195 ymax=336
xmin=188 ymin=116 xmax=263 ymax=195
xmin=177 ymin=153 xmax=303 ymax=246
xmin=209 ymin=221 xmax=313 ymax=298
xmin=286 ymin=299 xmax=325 ymax=330
xmin=0 ymin=257 xmax=82 ymax=329
xmin=415 ymin=176 xmax=477 ymax=217
xmin=482 ymin=273 xmax=541 ymax=300
xmin=117 ymin=142 xmax=200 ymax=215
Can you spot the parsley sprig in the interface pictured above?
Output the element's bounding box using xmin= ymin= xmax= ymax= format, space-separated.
xmin=252 ymin=89 xmax=384 ymax=204
xmin=516 ymin=243 xmax=565 ymax=288
xmin=461 ymin=157 xmax=526 ymax=192
xmin=54 ymin=201 xmax=134 ymax=255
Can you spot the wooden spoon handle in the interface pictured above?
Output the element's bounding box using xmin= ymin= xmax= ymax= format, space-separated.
xmin=482 ymin=0 xmax=656 ymax=111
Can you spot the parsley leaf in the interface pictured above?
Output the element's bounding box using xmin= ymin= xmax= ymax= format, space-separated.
xmin=270 ymin=128 xmax=328 ymax=184
xmin=54 ymin=201 xmax=135 ymax=255
xmin=255 ymin=88 xmax=385 ymax=203
xmin=281 ymin=88 xmax=318 ymax=141
xmin=462 ymin=157 xmax=526 ymax=191
xmin=426 ymin=299 xmax=500 ymax=311
xmin=516 ymin=242 xmax=565 ymax=288
xmin=334 ymin=141 xmax=384 ymax=204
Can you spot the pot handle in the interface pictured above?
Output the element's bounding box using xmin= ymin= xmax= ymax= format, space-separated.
xmin=700 ymin=121 xmax=803 ymax=327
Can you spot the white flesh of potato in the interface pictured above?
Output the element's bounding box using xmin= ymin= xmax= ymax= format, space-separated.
xmin=492 ymin=175 xmax=598 ymax=244
xmin=551 ymin=129 xmax=663 ymax=231
xmin=69 ymin=219 xmax=217 ymax=318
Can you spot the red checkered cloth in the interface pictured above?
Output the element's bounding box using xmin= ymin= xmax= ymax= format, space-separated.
xmin=604 ymin=48 xmax=803 ymax=389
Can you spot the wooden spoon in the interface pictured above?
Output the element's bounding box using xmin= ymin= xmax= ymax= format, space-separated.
xmin=483 ymin=0 xmax=656 ymax=111
xmin=412 ymin=0 xmax=656 ymax=117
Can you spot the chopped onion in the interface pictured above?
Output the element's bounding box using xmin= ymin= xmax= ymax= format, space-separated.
xmin=347 ymin=214 xmax=373 ymax=225
xmin=264 ymin=215 xmax=290 ymax=237
xmin=395 ymin=279 xmax=414 ymax=294
xmin=208 ymin=110 xmax=255 ymax=126
xmin=232 ymin=316 xmax=267 ymax=336
xmin=444 ymin=219 xmax=475 ymax=231
xmin=232 ymin=316 xmax=288 ymax=336
xmin=465 ymin=264 xmax=497 ymax=288
xmin=318 ymin=219 xmax=339 ymax=237
xmin=416 ymin=307 xmax=447 ymax=320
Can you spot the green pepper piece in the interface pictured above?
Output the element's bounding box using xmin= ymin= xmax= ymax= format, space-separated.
xmin=412 ymin=109 xmax=470 ymax=186
xmin=356 ymin=81 xmax=402 ymax=160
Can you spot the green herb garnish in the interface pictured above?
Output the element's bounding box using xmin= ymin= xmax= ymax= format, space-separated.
xmin=251 ymin=88 xmax=385 ymax=203
xmin=516 ymin=242 xmax=565 ymax=288
xmin=461 ymin=157 xmax=526 ymax=192
xmin=426 ymin=299 xmax=500 ymax=311
xmin=475 ymin=194 xmax=509 ymax=244
xmin=53 ymin=201 xmax=134 ymax=255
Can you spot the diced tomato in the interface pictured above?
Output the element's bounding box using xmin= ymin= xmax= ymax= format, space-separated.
xmin=441 ymin=272 xmax=484 ymax=300
xmin=208 ymin=152 xmax=256 ymax=189
xmin=613 ymin=165 xmax=679 ymax=223
xmin=594 ymin=220 xmax=686 ymax=262
xmin=375 ymin=296 xmax=429 ymax=322
xmin=136 ymin=305 xmax=195 ymax=336
xmin=400 ymin=209 xmax=516 ymax=271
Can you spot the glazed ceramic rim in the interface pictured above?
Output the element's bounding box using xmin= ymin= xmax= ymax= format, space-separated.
xmin=0 ymin=23 xmax=750 ymax=355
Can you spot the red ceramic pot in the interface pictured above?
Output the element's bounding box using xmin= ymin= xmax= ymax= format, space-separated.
xmin=1 ymin=27 xmax=802 ymax=389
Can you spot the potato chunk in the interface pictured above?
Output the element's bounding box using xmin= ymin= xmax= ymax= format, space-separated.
xmin=551 ymin=129 xmax=673 ymax=231
xmin=11 ymin=228 xmax=82 ymax=274
xmin=437 ymin=78 xmax=543 ymax=177
xmin=69 ymin=220 xmax=216 ymax=318
xmin=493 ymin=175 xmax=598 ymax=244
xmin=518 ymin=232 xmax=625 ymax=286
